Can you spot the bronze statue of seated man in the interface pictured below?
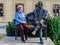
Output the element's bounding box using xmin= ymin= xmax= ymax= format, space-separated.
xmin=26 ymin=1 xmax=48 ymax=44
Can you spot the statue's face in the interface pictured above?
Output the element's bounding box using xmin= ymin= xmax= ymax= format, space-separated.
xmin=37 ymin=1 xmax=43 ymax=9
xmin=38 ymin=5 xmax=43 ymax=8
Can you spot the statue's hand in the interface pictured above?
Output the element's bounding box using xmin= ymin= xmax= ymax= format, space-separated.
xmin=40 ymin=19 xmax=45 ymax=24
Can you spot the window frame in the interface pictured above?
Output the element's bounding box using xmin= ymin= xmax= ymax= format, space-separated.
xmin=53 ymin=4 xmax=59 ymax=16
xmin=0 ymin=3 xmax=4 ymax=17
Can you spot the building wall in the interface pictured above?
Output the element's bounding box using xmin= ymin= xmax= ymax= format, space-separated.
xmin=0 ymin=0 xmax=60 ymax=25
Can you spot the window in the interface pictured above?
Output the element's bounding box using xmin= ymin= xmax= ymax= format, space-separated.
xmin=15 ymin=3 xmax=24 ymax=12
xmin=53 ymin=4 xmax=59 ymax=16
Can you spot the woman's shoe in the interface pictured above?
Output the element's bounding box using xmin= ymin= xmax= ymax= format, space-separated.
xmin=21 ymin=40 xmax=25 ymax=42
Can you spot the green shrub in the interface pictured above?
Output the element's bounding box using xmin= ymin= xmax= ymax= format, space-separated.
xmin=6 ymin=21 xmax=15 ymax=36
xmin=47 ymin=15 xmax=60 ymax=45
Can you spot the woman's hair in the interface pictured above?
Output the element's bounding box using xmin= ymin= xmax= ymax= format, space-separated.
xmin=17 ymin=4 xmax=23 ymax=9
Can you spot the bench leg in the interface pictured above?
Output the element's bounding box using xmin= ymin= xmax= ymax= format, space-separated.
xmin=15 ymin=28 xmax=18 ymax=40
xmin=39 ymin=27 xmax=44 ymax=44
xmin=45 ymin=28 xmax=47 ymax=40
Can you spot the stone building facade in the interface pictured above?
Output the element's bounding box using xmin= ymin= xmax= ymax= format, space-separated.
xmin=0 ymin=0 xmax=60 ymax=26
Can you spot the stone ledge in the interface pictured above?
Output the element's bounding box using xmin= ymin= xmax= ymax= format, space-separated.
xmin=0 ymin=37 xmax=55 ymax=45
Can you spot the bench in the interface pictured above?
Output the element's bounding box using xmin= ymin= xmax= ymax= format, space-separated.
xmin=14 ymin=18 xmax=48 ymax=44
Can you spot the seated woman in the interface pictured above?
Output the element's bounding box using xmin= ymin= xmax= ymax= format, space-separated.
xmin=15 ymin=4 xmax=28 ymax=42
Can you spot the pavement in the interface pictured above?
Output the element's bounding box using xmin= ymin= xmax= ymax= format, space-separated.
xmin=0 ymin=37 xmax=55 ymax=45
xmin=0 ymin=29 xmax=6 ymax=35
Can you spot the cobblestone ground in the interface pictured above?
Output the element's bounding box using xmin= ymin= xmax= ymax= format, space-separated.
xmin=0 ymin=37 xmax=55 ymax=45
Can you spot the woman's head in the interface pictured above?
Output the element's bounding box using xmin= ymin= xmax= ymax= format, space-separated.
xmin=17 ymin=5 xmax=23 ymax=12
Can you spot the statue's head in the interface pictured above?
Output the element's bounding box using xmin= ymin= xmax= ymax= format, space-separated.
xmin=37 ymin=1 xmax=43 ymax=9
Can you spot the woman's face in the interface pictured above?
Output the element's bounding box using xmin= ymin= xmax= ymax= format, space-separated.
xmin=17 ymin=5 xmax=23 ymax=12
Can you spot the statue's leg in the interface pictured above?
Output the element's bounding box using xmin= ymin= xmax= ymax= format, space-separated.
xmin=32 ymin=24 xmax=40 ymax=35
xmin=45 ymin=28 xmax=47 ymax=40
xmin=34 ymin=24 xmax=40 ymax=31
xmin=39 ymin=27 xmax=44 ymax=44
